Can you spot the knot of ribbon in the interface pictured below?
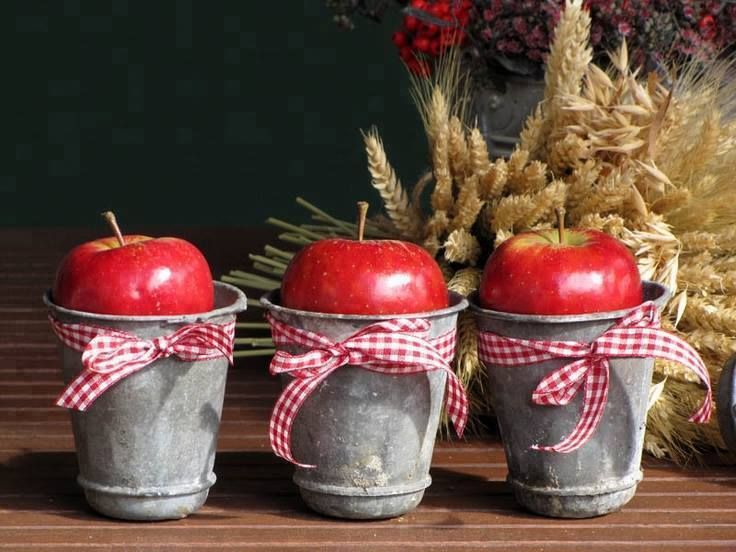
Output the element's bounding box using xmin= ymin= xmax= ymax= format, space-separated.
xmin=266 ymin=313 xmax=468 ymax=467
xmin=49 ymin=316 xmax=236 ymax=411
xmin=477 ymin=301 xmax=712 ymax=453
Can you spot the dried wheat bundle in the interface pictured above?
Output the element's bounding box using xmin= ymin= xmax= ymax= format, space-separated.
xmin=514 ymin=2 xmax=736 ymax=462
xmin=360 ymin=0 xmax=736 ymax=461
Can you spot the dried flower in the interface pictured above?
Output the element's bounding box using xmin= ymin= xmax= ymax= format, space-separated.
xmin=328 ymin=1 xmax=736 ymax=76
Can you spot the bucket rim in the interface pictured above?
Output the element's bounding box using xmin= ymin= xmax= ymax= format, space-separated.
xmin=261 ymin=290 xmax=468 ymax=321
xmin=43 ymin=281 xmax=247 ymax=322
xmin=468 ymin=280 xmax=670 ymax=324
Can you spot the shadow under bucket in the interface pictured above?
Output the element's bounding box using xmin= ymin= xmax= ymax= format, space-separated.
xmin=45 ymin=281 xmax=247 ymax=521
xmin=262 ymin=290 xmax=468 ymax=520
xmin=470 ymin=281 xmax=670 ymax=518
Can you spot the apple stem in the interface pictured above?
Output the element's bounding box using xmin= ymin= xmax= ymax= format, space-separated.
xmin=356 ymin=201 xmax=369 ymax=242
xmin=102 ymin=211 xmax=126 ymax=247
xmin=556 ymin=208 xmax=566 ymax=244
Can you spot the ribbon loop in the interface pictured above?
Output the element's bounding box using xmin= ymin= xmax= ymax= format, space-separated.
xmin=49 ymin=316 xmax=236 ymax=411
xmin=153 ymin=335 xmax=177 ymax=357
xmin=478 ymin=301 xmax=712 ymax=453
xmin=265 ymin=312 xmax=468 ymax=468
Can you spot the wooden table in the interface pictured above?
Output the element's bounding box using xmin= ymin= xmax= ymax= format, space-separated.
xmin=2 ymin=226 xmax=735 ymax=551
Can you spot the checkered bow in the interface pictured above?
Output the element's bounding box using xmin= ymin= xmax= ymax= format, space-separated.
xmin=478 ymin=301 xmax=712 ymax=453
xmin=49 ymin=316 xmax=236 ymax=411
xmin=266 ymin=312 xmax=468 ymax=467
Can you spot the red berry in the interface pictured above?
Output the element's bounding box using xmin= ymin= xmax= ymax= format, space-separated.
xmin=422 ymin=23 xmax=439 ymax=36
xmin=413 ymin=35 xmax=432 ymax=53
xmin=404 ymin=15 xmax=419 ymax=31
xmin=406 ymin=57 xmax=430 ymax=77
xmin=430 ymin=2 xmax=450 ymax=17
xmin=392 ymin=31 xmax=408 ymax=48
xmin=398 ymin=46 xmax=414 ymax=62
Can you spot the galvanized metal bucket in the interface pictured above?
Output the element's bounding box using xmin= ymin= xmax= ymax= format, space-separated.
xmin=262 ymin=291 xmax=468 ymax=520
xmin=470 ymin=281 xmax=670 ymax=518
xmin=45 ymin=281 xmax=247 ymax=521
xmin=717 ymin=355 xmax=736 ymax=453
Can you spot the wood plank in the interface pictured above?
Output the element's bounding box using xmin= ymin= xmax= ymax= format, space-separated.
xmin=0 ymin=525 xmax=734 ymax=546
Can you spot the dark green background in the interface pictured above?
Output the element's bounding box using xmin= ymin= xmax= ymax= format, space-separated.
xmin=2 ymin=1 xmax=428 ymax=227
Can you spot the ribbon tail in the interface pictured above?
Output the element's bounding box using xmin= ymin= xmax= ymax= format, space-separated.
xmin=649 ymin=330 xmax=713 ymax=424
xmin=56 ymin=362 xmax=146 ymax=411
xmin=688 ymin=394 xmax=713 ymax=424
xmin=59 ymin=338 xmax=162 ymax=410
xmin=444 ymin=370 xmax=469 ymax=438
xmin=268 ymin=369 xmax=335 ymax=468
xmin=533 ymin=358 xmax=609 ymax=453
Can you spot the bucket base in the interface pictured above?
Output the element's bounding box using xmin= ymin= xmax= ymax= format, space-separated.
xmin=295 ymin=475 xmax=431 ymax=520
xmin=298 ymin=487 xmax=426 ymax=520
xmin=78 ymin=473 xmax=217 ymax=521
xmin=509 ymin=474 xmax=640 ymax=518
xmin=84 ymin=488 xmax=210 ymax=521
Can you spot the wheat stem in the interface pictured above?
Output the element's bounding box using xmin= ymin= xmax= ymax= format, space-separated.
xmin=267 ymin=218 xmax=324 ymax=240
xmin=234 ymin=349 xmax=276 ymax=358
xmin=248 ymin=254 xmax=288 ymax=270
xmin=296 ymin=196 xmax=355 ymax=234
xmin=264 ymin=245 xmax=294 ymax=260
xmin=278 ymin=232 xmax=314 ymax=246
xmin=221 ymin=275 xmax=280 ymax=291
xmin=234 ymin=337 xmax=275 ymax=346
xmin=252 ymin=262 xmax=285 ymax=276
xmin=235 ymin=322 xmax=271 ymax=329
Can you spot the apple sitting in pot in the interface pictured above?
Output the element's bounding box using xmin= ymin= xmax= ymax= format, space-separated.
xmin=281 ymin=202 xmax=448 ymax=315
xmin=479 ymin=211 xmax=642 ymax=315
xmin=53 ymin=212 xmax=214 ymax=315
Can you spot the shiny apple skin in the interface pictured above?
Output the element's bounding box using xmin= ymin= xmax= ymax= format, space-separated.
xmin=53 ymin=235 xmax=215 ymax=315
xmin=281 ymin=238 xmax=449 ymax=315
xmin=479 ymin=228 xmax=642 ymax=315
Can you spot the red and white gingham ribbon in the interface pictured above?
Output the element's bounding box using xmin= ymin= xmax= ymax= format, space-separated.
xmin=49 ymin=316 xmax=236 ymax=411
xmin=266 ymin=312 xmax=468 ymax=467
xmin=478 ymin=301 xmax=712 ymax=453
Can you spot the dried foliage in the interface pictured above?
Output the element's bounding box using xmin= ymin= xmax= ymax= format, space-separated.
xmin=360 ymin=0 xmax=736 ymax=462
xmin=229 ymin=0 xmax=736 ymax=463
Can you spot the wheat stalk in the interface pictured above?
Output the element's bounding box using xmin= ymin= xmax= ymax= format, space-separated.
xmin=480 ymin=158 xmax=509 ymax=200
xmin=450 ymin=174 xmax=484 ymax=232
xmin=363 ymin=128 xmax=422 ymax=239
xmin=448 ymin=116 xmax=470 ymax=176
xmin=532 ymin=0 xmax=592 ymax=159
xmin=443 ymin=228 xmax=481 ymax=265
xmin=468 ymin=127 xmax=490 ymax=179
xmin=431 ymin=124 xmax=454 ymax=213
xmin=409 ymin=46 xmax=470 ymax=148
xmin=447 ymin=267 xmax=482 ymax=296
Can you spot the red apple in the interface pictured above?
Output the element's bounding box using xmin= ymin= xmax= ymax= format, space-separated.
xmin=53 ymin=229 xmax=214 ymax=316
xmin=281 ymin=238 xmax=448 ymax=315
xmin=479 ymin=227 xmax=642 ymax=315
